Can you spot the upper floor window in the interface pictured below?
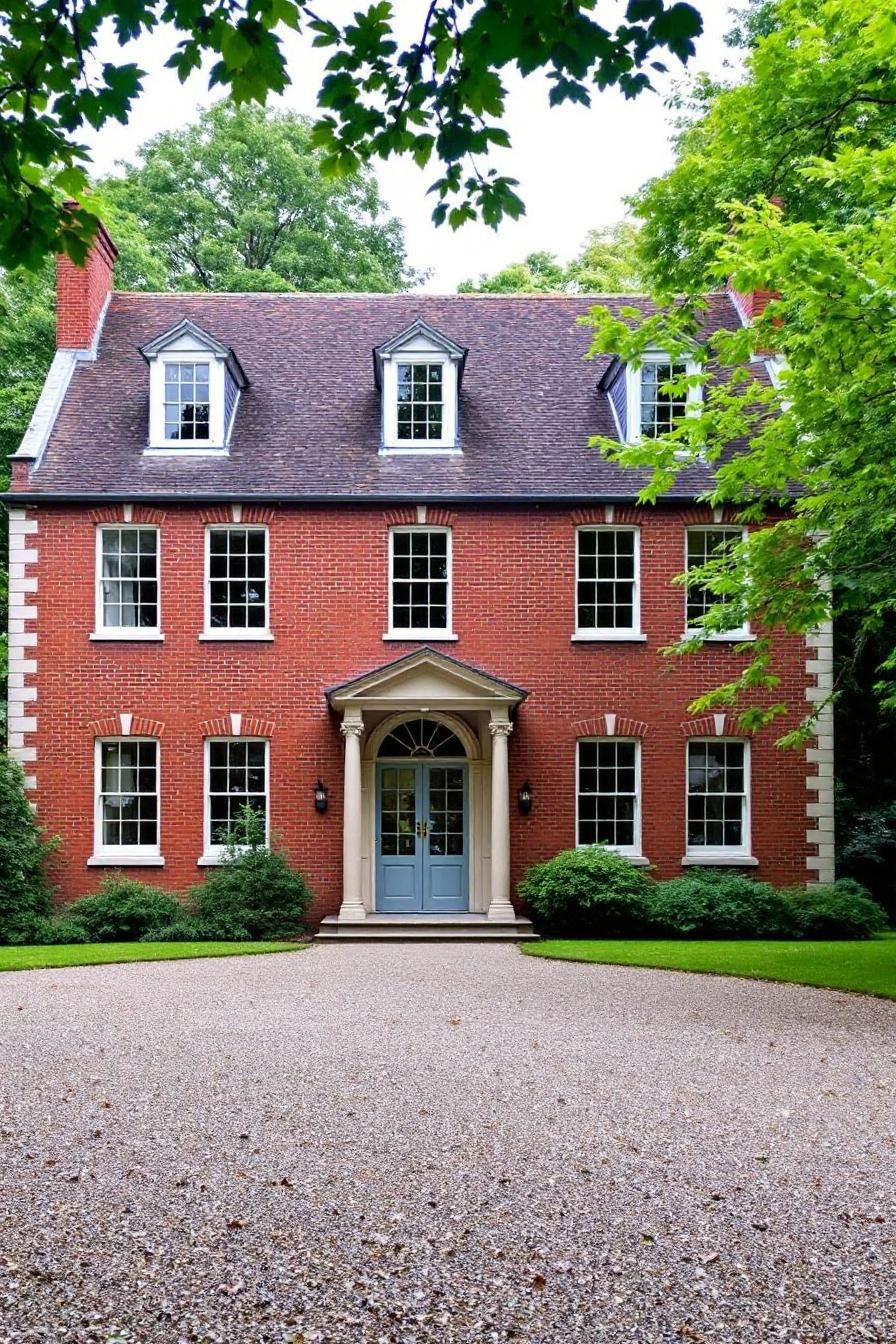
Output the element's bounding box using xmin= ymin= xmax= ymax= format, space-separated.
xmin=388 ymin=527 xmax=453 ymax=638
xmin=574 ymin=527 xmax=641 ymax=639
xmin=685 ymin=527 xmax=750 ymax=638
xmin=397 ymin=362 xmax=444 ymax=442
xmin=164 ymin=361 xmax=210 ymax=442
xmin=94 ymin=738 xmax=160 ymax=862
xmin=95 ymin=526 xmax=160 ymax=638
xmin=140 ymin=318 xmax=247 ymax=454
xmin=375 ymin=319 xmax=466 ymax=453
xmin=686 ymin=739 xmax=750 ymax=856
xmin=639 ymin=359 xmax=689 ymax=439
xmin=577 ymin=738 xmax=641 ymax=857
xmin=204 ymin=526 xmax=270 ymax=638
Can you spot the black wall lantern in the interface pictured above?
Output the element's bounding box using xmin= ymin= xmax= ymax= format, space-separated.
xmin=517 ymin=781 xmax=533 ymax=816
xmin=313 ymin=779 xmax=329 ymax=813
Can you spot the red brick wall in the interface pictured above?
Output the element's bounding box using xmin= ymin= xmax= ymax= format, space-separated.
xmin=21 ymin=502 xmax=813 ymax=920
xmin=55 ymin=224 xmax=117 ymax=349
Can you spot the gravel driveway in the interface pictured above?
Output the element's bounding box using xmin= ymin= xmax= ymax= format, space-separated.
xmin=1 ymin=945 xmax=894 ymax=1343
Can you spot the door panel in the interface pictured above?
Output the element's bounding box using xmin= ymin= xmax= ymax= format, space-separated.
xmin=423 ymin=765 xmax=467 ymax=912
xmin=377 ymin=765 xmax=420 ymax=913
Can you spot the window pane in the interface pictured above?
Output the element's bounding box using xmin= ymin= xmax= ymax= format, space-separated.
xmin=100 ymin=529 xmax=158 ymax=630
xmin=640 ymin=360 xmax=688 ymax=439
xmin=207 ymin=740 xmax=268 ymax=847
xmin=686 ymin=528 xmax=742 ymax=629
xmin=98 ymin=740 xmax=158 ymax=850
xmin=686 ymin=741 xmax=746 ymax=850
xmin=391 ymin=530 xmax=450 ymax=632
xmin=394 ymin=363 xmax=445 ymax=443
xmin=577 ymin=740 xmax=638 ymax=849
xmin=576 ymin=530 xmax=637 ymax=631
xmin=207 ymin=529 xmax=268 ymax=630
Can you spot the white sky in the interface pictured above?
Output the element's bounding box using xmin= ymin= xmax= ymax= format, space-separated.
xmin=84 ymin=3 xmax=742 ymax=291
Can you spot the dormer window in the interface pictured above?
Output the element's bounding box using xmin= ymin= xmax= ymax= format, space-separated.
xmin=140 ymin=318 xmax=247 ymax=454
xmin=164 ymin=361 xmax=211 ymax=441
xmin=601 ymin=350 xmax=701 ymax=445
xmin=375 ymin=320 xmax=466 ymax=453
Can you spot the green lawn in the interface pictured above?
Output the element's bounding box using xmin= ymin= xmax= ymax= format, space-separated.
xmin=0 ymin=941 xmax=302 ymax=972
xmin=523 ymin=932 xmax=896 ymax=1000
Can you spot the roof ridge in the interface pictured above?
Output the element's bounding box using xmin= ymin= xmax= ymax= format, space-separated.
xmin=109 ymin=290 xmax=656 ymax=301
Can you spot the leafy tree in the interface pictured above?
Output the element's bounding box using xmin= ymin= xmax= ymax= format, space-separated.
xmin=459 ymin=222 xmax=644 ymax=293
xmin=0 ymin=1 xmax=705 ymax=269
xmin=0 ymin=754 xmax=55 ymax=943
xmin=585 ymin=0 xmax=896 ymax=741
xmin=99 ymin=103 xmax=415 ymax=293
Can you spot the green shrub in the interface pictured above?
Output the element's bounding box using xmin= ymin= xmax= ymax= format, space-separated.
xmin=784 ymin=880 xmax=888 ymax=940
xmin=0 ymin=755 xmax=56 ymax=944
xmin=25 ymin=915 xmax=91 ymax=945
xmin=518 ymin=846 xmax=653 ymax=936
xmin=194 ymin=806 xmax=311 ymax=939
xmin=646 ymin=870 xmax=797 ymax=939
xmin=66 ymin=877 xmax=182 ymax=941
xmin=141 ymin=910 xmax=252 ymax=942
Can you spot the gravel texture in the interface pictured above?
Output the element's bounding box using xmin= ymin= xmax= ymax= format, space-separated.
xmin=1 ymin=944 xmax=894 ymax=1343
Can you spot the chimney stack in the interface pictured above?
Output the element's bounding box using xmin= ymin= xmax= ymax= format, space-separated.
xmin=55 ymin=207 xmax=117 ymax=350
xmin=726 ymin=195 xmax=782 ymax=327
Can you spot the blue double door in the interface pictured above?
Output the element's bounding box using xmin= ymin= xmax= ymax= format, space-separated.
xmin=376 ymin=761 xmax=468 ymax=913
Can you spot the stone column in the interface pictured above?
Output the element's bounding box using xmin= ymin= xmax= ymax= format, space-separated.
xmin=338 ymin=715 xmax=366 ymax=921
xmin=487 ymin=718 xmax=515 ymax=921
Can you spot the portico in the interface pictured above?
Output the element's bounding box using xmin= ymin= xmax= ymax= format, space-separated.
xmin=326 ymin=648 xmax=527 ymax=923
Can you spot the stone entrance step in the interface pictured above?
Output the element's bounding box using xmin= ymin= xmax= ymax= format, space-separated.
xmin=315 ymin=914 xmax=539 ymax=943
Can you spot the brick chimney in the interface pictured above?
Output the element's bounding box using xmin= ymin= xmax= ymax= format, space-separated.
xmin=726 ymin=195 xmax=782 ymax=327
xmin=56 ymin=208 xmax=117 ymax=349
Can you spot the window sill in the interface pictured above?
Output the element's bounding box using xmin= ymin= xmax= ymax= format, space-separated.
xmin=197 ymin=854 xmax=225 ymax=867
xmin=681 ymin=854 xmax=759 ymax=868
xmin=144 ymin=446 xmax=228 ymax=457
xmin=383 ymin=631 xmax=459 ymax=642
xmin=571 ymin=632 xmax=647 ymax=643
xmin=577 ymin=846 xmax=650 ymax=867
xmin=87 ymin=854 xmax=165 ymax=867
xmin=199 ymin=630 xmax=274 ymax=642
xmin=379 ymin=446 xmax=461 ymax=456
xmin=90 ymin=631 xmax=164 ymax=642
xmin=681 ymin=632 xmax=756 ymax=644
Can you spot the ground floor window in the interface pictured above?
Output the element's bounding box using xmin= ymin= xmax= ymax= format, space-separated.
xmin=95 ymin=738 xmax=160 ymax=858
xmin=686 ymin=739 xmax=749 ymax=854
xmin=576 ymin=738 xmax=640 ymax=855
xmin=205 ymin=738 xmax=269 ymax=854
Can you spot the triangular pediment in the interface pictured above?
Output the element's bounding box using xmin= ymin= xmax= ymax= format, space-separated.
xmin=373 ymin=319 xmax=468 ymax=389
xmin=140 ymin=318 xmax=248 ymax=387
xmin=327 ymin=648 xmax=526 ymax=711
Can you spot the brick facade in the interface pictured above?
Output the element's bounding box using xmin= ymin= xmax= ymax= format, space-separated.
xmin=18 ymin=500 xmax=815 ymax=921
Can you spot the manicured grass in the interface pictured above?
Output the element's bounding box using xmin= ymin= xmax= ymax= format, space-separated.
xmin=0 ymin=941 xmax=302 ymax=972
xmin=523 ymin=932 xmax=896 ymax=1000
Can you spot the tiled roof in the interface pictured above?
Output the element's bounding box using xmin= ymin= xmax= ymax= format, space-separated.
xmin=25 ymin=291 xmax=750 ymax=501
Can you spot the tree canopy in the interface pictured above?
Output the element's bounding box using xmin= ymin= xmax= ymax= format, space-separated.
xmin=459 ymin=222 xmax=644 ymax=293
xmin=585 ymin=0 xmax=896 ymax=735
xmin=98 ymin=103 xmax=414 ymax=292
xmin=0 ymin=0 xmax=704 ymax=270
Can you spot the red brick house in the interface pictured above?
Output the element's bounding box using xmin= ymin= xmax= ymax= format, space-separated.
xmin=4 ymin=224 xmax=834 ymax=935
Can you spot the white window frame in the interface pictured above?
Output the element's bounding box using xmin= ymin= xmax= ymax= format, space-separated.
xmin=684 ymin=737 xmax=754 ymax=864
xmin=200 ymin=524 xmax=273 ymax=641
xmin=90 ymin=737 xmax=163 ymax=866
xmin=572 ymin=526 xmax=645 ymax=642
xmin=684 ymin=526 xmax=753 ymax=642
xmin=91 ymin=525 xmax=163 ymax=641
xmin=147 ymin=354 xmax=227 ymax=453
xmin=385 ymin=526 xmax=456 ymax=641
xmin=624 ymin=352 xmax=702 ymax=446
xmin=201 ymin=737 xmax=270 ymax=865
xmin=576 ymin=738 xmax=643 ymax=860
xmin=381 ymin=356 xmax=459 ymax=453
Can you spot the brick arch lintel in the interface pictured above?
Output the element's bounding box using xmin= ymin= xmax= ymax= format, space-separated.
xmin=87 ymin=713 xmax=165 ymax=738
xmin=572 ymin=714 xmax=648 ymax=739
xmin=88 ymin=506 xmax=167 ymax=526
xmin=569 ymin=506 xmax=647 ymax=527
xmin=384 ymin=506 xmax=457 ymax=529
xmin=200 ymin=714 xmax=275 ymax=739
xmin=198 ymin=505 xmax=276 ymax=525
xmin=681 ymin=714 xmax=745 ymax=738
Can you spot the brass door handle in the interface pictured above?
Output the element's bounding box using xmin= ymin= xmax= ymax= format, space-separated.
xmin=415 ymin=819 xmax=428 ymax=838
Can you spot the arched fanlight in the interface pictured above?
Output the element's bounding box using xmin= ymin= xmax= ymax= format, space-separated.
xmin=378 ymin=718 xmax=465 ymax=758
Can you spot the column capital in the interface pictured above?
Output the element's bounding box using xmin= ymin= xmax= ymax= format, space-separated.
xmin=340 ymin=719 xmax=364 ymax=739
xmin=489 ymin=719 xmax=513 ymax=739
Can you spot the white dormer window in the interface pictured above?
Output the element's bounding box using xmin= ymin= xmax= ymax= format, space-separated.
xmin=140 ymin=318 xmax=247 ymax=455
xmin=375 ymin=319 xmax=466 ymax=453
xmin=604 ymin=350 xmax=701 ymax=445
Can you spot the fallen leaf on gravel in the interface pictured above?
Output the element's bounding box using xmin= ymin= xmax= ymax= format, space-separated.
xmin=752 ymin=1221 xmax=769 ymax=1231
xmin=448 ymin=1017 xmax=461 ymax=1025
xmin=531 ymin=1272 xmax=546 ymax=1290
xmin=226 ymin=1217 xmax=245 ymax=1229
